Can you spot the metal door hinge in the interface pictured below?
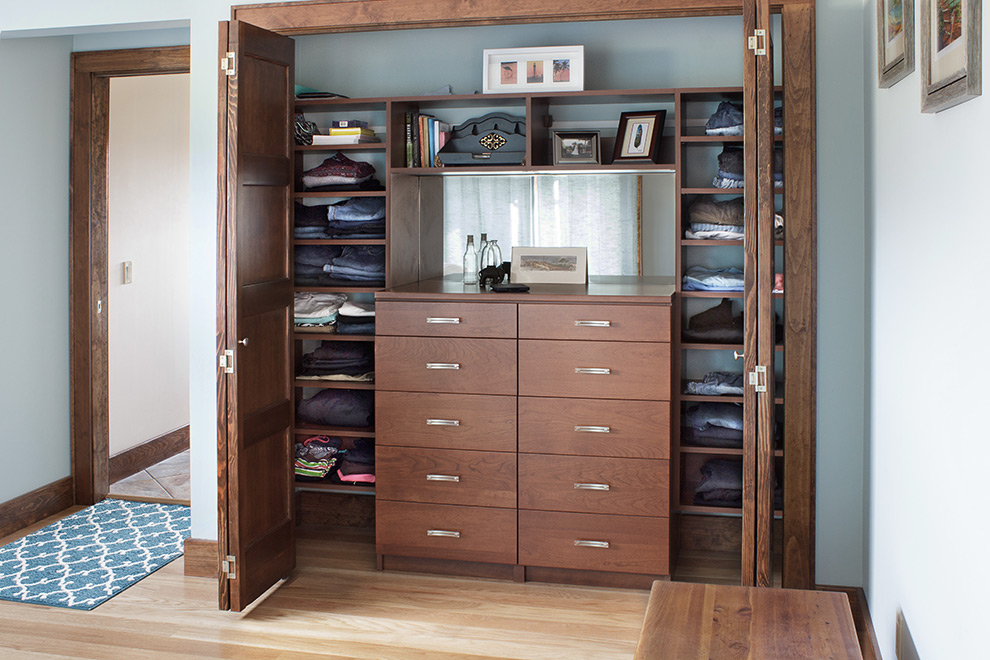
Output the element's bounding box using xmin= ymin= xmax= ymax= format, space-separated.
xmin=749 ymin=365 xmax=767 ymax=392
xmin=221 ymin=555 xmax=237 ymax=579
xmin=220 ymin=349 xmax=234 ymax=374
xmin=221 ymin=52 xmax=235 ymax=76
xmin=748 ymin=29 xmax=767 ymax=56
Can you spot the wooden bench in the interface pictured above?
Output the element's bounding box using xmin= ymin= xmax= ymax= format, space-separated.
xmin=633 ymin=582 xmax=864 ymax=659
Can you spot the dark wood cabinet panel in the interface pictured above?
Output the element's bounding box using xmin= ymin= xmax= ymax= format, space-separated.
xmin=377 ymin=446 xmax=517 ymax=508
xmin=376 ymin=391 xmax=517 ymax=451
xmin=377 ymin=501 xmax=517 ymax=564
xmin=376 ymin=336 xmax=517 ymax=395
xmin=518 ymin=397 xmax=669 ymax=459
xmin=518 ymin=454 xmax=669 ymax=516
xmin=376 ymin=301 xmax=517 ymax=338
xmin=518 ymin=340 xmax=670 ymax=400
xmin=519 ymin=304 xmax=670 ymax=342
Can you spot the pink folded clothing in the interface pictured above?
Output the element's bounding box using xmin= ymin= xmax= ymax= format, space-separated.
xmin=302 ymin=152 xmax=375 ymax=188
xmin=338 ymin=473 xmax=375 ymax=484
xmin=773 ymin=272 xmax=784 ymax=293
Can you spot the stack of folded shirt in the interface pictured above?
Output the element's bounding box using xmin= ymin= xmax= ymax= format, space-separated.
xmin=294 ymin=435 xmax=343 ymax=481
xmin=704 ymin=101 xmax=783 ymax=136
xmin=323 ymin=245 xmax=385 ymax=283
xmin=684 ymin=371 xmax=745 ymax=396
xmin=301 ymin=152 xmax=380 ymax=191
xmin=682 ymin=298 xmax=743 ymax=344
xmin=334 ymin=438 xmax=375 ymax=484
xmin=683 ymin=266 xmax=744 ymax=292
xmin=336 ymin=300 xmax=375 ymax=335
xmin=326 ymin=197 xmax=385 ymax=239
xmin=711 ymin=147 xmax=783 ymax=189
xmin=294 ymin=202 xmax=332 ymax=239
xmin=683 ymin=402 xmax=744 ymax=449
xmin=694 ymin=458 xmax=743 ymax=507
xmin=295 ymin=246 xmax=340 ymax=286
xmin=294 ymin=292 xmax=347 ymax=331
xmin=297 ymin=389 xmax=374 ymax=428
xmin=299 ymin=341 xmax=374 ymax=381
xmin=685 ymin=197 xmax=744 ymax=240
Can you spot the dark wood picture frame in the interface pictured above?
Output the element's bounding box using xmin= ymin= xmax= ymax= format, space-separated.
xmin=920 ymin=0 xmax=982 ymax=111
xmin=877 ymin=0 xmax=915 ymax=87
xmin=551 ymin=130 xmax=600 ymax=165
xmin=612 ymin=110 xmax=666 ymax=163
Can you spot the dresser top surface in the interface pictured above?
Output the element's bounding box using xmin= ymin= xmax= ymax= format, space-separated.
xmin=377 ymin=276 xmax=675 ymax=303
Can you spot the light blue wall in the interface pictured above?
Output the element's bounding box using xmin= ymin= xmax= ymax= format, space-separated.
xmin=73 ymin=26 xmax=189 ymax=51
xmin=0 ymin=35 xmax=73 ymax=502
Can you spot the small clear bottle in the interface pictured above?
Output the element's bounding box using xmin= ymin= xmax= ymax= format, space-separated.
xmin=479 ymin=233 xmax=490 ymax=268
xmin=483 ymin=239 xmax=502 ymax=269
xmin=462 ymin=235 xmax=479 ymax=284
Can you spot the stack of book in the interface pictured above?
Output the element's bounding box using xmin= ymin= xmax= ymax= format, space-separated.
xmin=404 ymin=112 xmax=451 ymax=168
xmin=312 ymin=120 xmax=379 ymax=145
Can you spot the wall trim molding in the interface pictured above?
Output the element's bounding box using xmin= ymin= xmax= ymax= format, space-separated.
xmin=0 ymin=477 xmax=73 ymax=540
xmin=109 ymin=425 xmax=189 ymax=484
xmin=184 ymin=538 xmax=219 ymax=578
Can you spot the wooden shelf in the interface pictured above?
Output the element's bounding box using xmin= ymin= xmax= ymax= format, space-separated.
xmin=679 ymin=239 xmax=785 ymax=247
xmin=295 ymin=143 xmax=386 ymax=151
xmin=681 ymin=393 xmax=784 ymax=405
xmin=679 ymin=445 xmax=784 ymax=457
xmin=679 ymin=135 xmax=783 ymax=143
xmin=681 ymin=187 xmax=784 ymax=195
xmin=293 ymin=239 xmax=386 ymax=246
xmin=294 ymin=425 xmax=375 ymax=438
xmin=294 ymin=285 xmax=386 ymax=293
xmin=680 ymin=291 xmax=783 ymax=299
xmin=294 ymin=482 xmax=376 ymax=496
xmin=294 ymin=97 xmax=389 ymax=110
xmin=294 ymin=190 xmax=386 ymax=198
xmin=679 ymin=504 xmax=783 ymax=519
xmin=293 ymin=332 xmax=375 ymax=341
xmin=294 ymin=380 xmax=375 ymax=390
xmin=396 ymin=163 xmax=677 ymax=176
xmin=680 ymin=342 xmax=784 ymax=352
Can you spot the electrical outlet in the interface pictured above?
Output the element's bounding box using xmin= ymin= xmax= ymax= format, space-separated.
xmin=123 ymin=261 xmax=133 ymax=284
xmin=896 ymin=609 xmax=921 ymax=660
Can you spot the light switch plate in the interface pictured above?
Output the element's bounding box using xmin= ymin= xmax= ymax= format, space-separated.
xmin=123 ymin=261 xmax=133 ymax=284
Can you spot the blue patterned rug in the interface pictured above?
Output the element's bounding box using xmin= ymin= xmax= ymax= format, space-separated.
xmin=0 ymin=499 xmax=190 ymax=610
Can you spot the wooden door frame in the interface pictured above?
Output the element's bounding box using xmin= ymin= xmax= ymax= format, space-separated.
xmin=69 ymin=46 xmax=190 ymax=505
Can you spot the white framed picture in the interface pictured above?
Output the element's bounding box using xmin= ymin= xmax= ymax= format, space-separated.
xmin=510 ymin=247 xmax=588 ymax=284
xmin=483 ymin=46 xmax=584 ymax=94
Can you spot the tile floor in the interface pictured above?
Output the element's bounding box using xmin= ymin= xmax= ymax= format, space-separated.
xmin=108 ymin=450 xmax=190 ymax=503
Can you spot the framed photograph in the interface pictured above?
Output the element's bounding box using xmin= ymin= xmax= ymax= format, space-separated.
xmin=877 ymin=0 xmax=915 ymax=87
xmin=483 ymin=46 xmax=584 ymax=94
xmin=612 ymin=110 xmax=667 ymax=164
xmin=552 ymin=131 xmax=601 ymax=165
xmin=510 ymin=247 xmax=588 ymax=284
xmin=920 ymin=0 xmax=982 ymax=112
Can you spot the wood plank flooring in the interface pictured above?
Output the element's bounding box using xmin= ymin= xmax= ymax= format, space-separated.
xmin=0 ymin=520 xmax=651 ymax=659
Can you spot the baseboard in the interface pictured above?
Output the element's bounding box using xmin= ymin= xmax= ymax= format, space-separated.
xmin=110 ymin=425 xmax=189 ymax=484
xmin=817 ymin=584 xmax=883 ymax=660
xmin=0 ymin=476 xmax=74 ymax=539
xmin=184 ymin=538 xmax=219 ymax=578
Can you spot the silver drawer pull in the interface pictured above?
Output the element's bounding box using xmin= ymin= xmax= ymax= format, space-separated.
xmin=427 ymin=362 xmax=461 ymax=370
xmin=574 ymin=483 xmax=610 ymax=491
xmin=574 ymin=425 xmax=610 ymax=433
xmin=574 ymin=367 xmax=610 ymax=375
xmin=426 ymin=474 xmax=460 ymax=482
xmin=574 ymin=320 xmax=611 ymax=327
xmin=426 ymin=418 xmax=460 ymax=426
xmin=427 ymin=529 xmax=461 ymax=538
xmin=574 ymin=540 xmax=610 ymax=549
xmin=427 ymin=317 xmax=461 ymax=324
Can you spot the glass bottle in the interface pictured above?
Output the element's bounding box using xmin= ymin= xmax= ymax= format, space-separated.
xmin=479 ymin=233 xmax=490 ymax=268
xmin=462 ymin=235 xmax=478 ymax=284
xmin=483 ymin=239 xmax=502 ymax=269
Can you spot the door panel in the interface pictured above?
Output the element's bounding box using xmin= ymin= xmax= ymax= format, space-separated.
xmin=221 ymin=19 xmax=295 ymax=612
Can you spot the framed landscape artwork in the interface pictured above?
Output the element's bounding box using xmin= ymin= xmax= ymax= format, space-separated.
xmin=483 ymin=46 xmax=584 ymax=93
xmin=920 ymin=0 xmax=982 ymax=112
xmin=510 ymin=247 xmax=588 ymax=284
xmin=877 ymin=0 xmax=915 ymax=87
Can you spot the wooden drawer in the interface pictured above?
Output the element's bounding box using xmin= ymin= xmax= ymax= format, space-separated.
xmin=376 ymin=301 xmax=516 ymax=338
xmin=518 ymin=340 xmax=669 ymax=400
xmin=518 ymin=397 xmax=668 ymax=459
xmin=377 ymin=446 xmax=516 ymax=508
xmin=518 ymin=510 xmax=668 ymax=574
xmin=519 ymin=304 xmax=670 ymax=342
xmin=376 ymin=501 xmax=517 ymax=564
xmin=376 ymin=391 xmax=516 ymax=451
xmin=376 ymin=336 xmax=516 ymax=395
xmin=518 ymin=454 xmax=668 ymax=516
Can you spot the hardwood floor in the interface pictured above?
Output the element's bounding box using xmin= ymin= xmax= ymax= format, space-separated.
xmin=0 ymin=520 xmax=650 ymax=659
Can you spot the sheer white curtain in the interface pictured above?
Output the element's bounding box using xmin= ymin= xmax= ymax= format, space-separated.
xmin=443 ymin=175 xmax=639 ymax=276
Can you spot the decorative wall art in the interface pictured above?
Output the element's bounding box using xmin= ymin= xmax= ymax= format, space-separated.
xmin=877 ymin=0 xmax=916 ymax=87
xmin=483 ymin=46 xmax=585 ymax=93
xmin=920 ymin=0 xmax=982 ymax=111
xmin=510 ymin=247 xmax=588 ymax=284
xmin=551 ymin=131 xmax=601 ymax=165
xmin=612 ymin=110 xmax=667 ymax=164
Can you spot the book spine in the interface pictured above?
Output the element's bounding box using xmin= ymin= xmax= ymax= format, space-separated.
xmin=405 ymin=113 xmax=413 ymax=167
xmin=331 ymin=119 xmax=369 ymax=128
xmin=428 ymin=117 xmax=436 ymax=167
xmin=412 ymin=113 xmax=422 ymax=168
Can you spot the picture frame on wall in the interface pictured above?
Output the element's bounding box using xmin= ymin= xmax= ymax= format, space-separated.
xmin=551 ymin=131 xmax=601 ymax=165
xmin=482 ymin=46 xmax=584 ymax=94
xmin=510 ymin=247 xmax=588 ymax=284
xmin=877 ymin=0 xmax=916 ymax=87
xmin=612 ymin=110 xmax=666 ymax=164
xmin=920 ymin=0 xmax=982 ymax=112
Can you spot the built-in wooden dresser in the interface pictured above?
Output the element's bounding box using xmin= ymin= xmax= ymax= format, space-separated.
xmin=375 ymin=276 xmax=674 ymax=586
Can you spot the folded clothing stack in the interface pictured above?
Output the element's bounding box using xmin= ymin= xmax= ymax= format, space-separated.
xmin=294 ymin=435 xmax=342 ymax=481
xmin=302 ymin=152 xmax=377 ymax=190
xmin=711 ymin=147 xmax=783 ymax=189
xmin=334 ymin=438 xmax=375 ymax=484
xmin=682 ymin=298 xmax=743 ymax=344
xmin=685 ymin=197 xmax=744 ymax=240
xmin=294 ymin=292 xmax=347 ymax=330
xmin=299 ymin=341 xmax=374 ymax=381
xmin=297 ymin=389 xmax=374 ymax=428
xmin=336 ymin=300 xmax=375 ymax=336
xmin=683 ymin=402 xmax=743 ymax=449
xmin=327 ymin=197 xmax=385 ymax=238
xmin=683 ymin=266 xmax=744 ymax=292
xmin=684 ymin=371 xmax=745 ymax=396
xmin=694 ymin=458 xmax=744 ymax=507
xmin=294 ymin=245 xmax=385 ymax=286
xmin=294 ymin=202 xmax=332 ymax=239
xmin=704 ymin=101 xmax=783 ymax=136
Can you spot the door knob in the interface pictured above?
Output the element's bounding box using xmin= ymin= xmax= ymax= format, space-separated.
xmin=238 ymin=338 xmax=249 ymax=346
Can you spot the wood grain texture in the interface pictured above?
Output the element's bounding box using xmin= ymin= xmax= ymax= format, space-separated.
xmin=817 ymin=586 xmax=883 ymax=660
xmin=518 ymin=304 xmax=670 ymax=342
xmin=377 ymin=446 xmax=517 ymax=508
xmin=376 ymin=336 xmax=518 ymax=395
xmin=377 ymin=501 xmax=517 ymax=564
xmin=109 ymin=425 xmax=190 ymax=484
xmin=296 ymin=490 xmax=376 ymax=528
xmin=377 ymin=275 xmax=675 ymax=303
xmin=0 ymin=477 xmax=73 ymax=539
xmin=376 ymin=301 xmax=517 ymax=338
xmin=183 ymin=538 xmax=219 ymax=578
xmin=376 ymin=391 xmax=517 ymax=451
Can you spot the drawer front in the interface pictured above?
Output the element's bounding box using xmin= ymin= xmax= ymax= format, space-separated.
xmin=376 ymin=391 xmax=516 ymax=452
xmin=376 ymin=336 xmax=517 ymax=395
xmin=377 ymin=301 xmax=516 ymax=338
xmin=518 ymin=340 xmax=669 ymax=400
xmin=518 ymin=397 xmax=669 ymax=459
xmin=518 ymin=454 xmax=669 ymax=517
xmin=519 ymin=304 xmax=670 ymax=342
xmin=376 ymin=501 xmax=517 ymax=564
xmin=377 ymin=446 xmax=517 ymax=508
xmin=518 ymin=510 xmax=668 ymax=574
